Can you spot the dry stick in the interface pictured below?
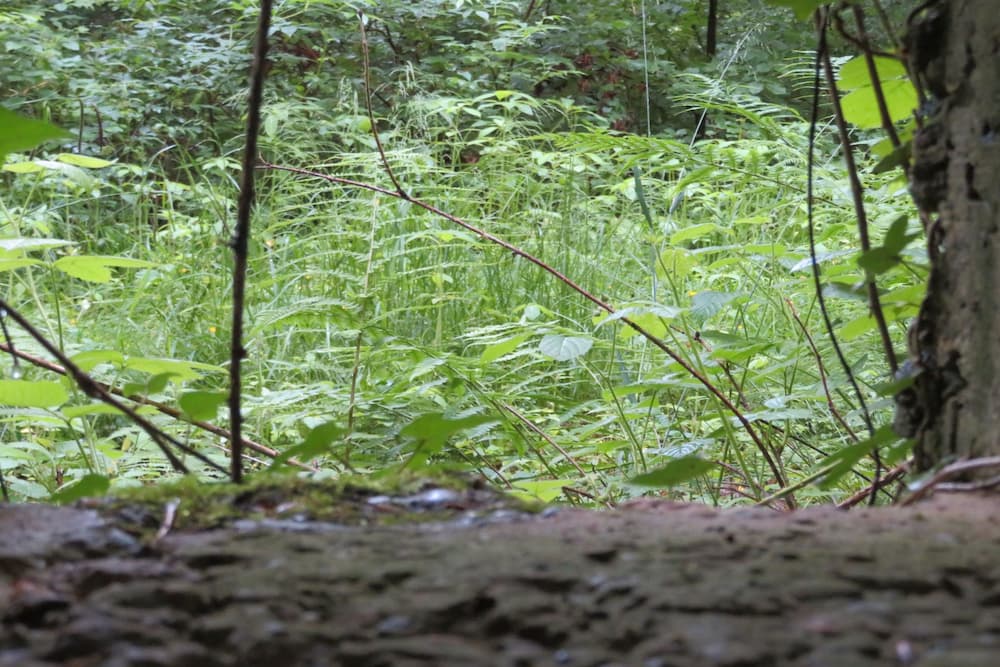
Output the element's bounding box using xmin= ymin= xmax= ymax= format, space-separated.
xmin=229 ymin=0 xmax=273 ymax=484
xmin=0 ymin=342 xmax=317 ymax=472
xmin=837 ymin=463 xmax=906 ymax=509
xmin=259 ymin=160 xmax=789 ymax=499
xmin=784 ymin=299 xmax=860 ymax=442
xmin=0 ymin=300 xmax=227 ymax=475
xmin=900 ymin=457 xmax=1000 ymax=506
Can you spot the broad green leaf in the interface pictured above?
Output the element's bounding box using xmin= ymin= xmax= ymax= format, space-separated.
xmin=841 ymin=79 xmax=918 ymax=129
xmin=616 ymin=310 xmax=670 ymax=341
xmin=51 ymin=473 xmax=110 ymax=504
xmin=480 ymin=333 xmax=530 ymax=364
xmin=62 ymin=403 xmax=129 ymax=419
xmin=0 ymin=380 xmax=68 ymax=407
xmin=656 ymin=247 xmax=697 ymax=280
xmin=858 ymin=216 xmax=919 ymax=277
xmin=510 ymin=478 xmax=574 ymax=503
xmin=0 ymin=258 xmax=42 ymax=273
xmin=838 ymin=56 xmax=908 ymax=91
xmin=595 ymin=304 xmax=681 ymax=330
xmin=628 ymin=456 xmax=716 ymax=487
xmin=271 ymin=421 xmax=345 ymax=468
xmin=818 ymin=425 xmax=899 ymax=489
xmin=690 ymin=290 xmax=740 ymax=319
xmin=763 ymin=0 xmax=825 ymax=20
xmin=872 ymin=140 xmax=912 ymax=174
xmin=670 ymin=223 xmax=723 ymax=245
xmin=839 ymin=315 xmax=877 ymax=340
xmin=179 ymin=390 xmax=228 ymax=421
xmin=70 ymin=349 xmax=126 ymax=372
xmin=125 ymin=357 xmax=224 ymax=381
xmin=53 ymin=255 xmax=155 ymax=283
xmin=2 ymin=162 xmax=45 ymax=174
xmin=539 ymin=334 xmax=593 ymax=361
xmin=56 ymin=153 xmax=114 ymax=168
xmin=401 ymin=412 xmax=496 ymax=467
xmin=0 ymin=108 xmax=70 ymax=163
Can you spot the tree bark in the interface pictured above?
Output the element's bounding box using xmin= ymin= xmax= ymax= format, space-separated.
xmin=902 ymin=0 xmax=1000 ymax=470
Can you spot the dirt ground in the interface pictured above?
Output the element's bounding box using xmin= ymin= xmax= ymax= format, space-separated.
xmin=1 ymin=482 xmax=998 ymax=667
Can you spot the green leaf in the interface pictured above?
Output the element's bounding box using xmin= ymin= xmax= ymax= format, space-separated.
xmin=401 ymin=412 xmax=496 ymax=468
xmin=53 ymin=255 xmax=155 ymax=283
xmin=841 ymin=79 xmax=918 ymax=129
xmin=56 ymin=153 xmax=114 ymax=168
xmin=271 ymin=421 xmax=345 ymax=468
xmin=818 ymin=425 xmax=899 ymax=489
xmin=872 ymin=140 xmax=912 ymax=174
xmin=670 ymin=223 xmax=723 ymax=245
xmin=124 ymin=357 xmax=224 ymax=381
xmin=0 ymin=108 xmax=70 ymax=163
xmin=510 ymin=478 xmax=574 ymax=503
xmin=62 ymin=403 xmax=129 ymax=419
xmin=71 ymin=349 xmax=126 ymax=372
xmin=857 ymin=216 xmax=919 ymax=277
xmin=0 ymin=380 xmax=68 ymax=407
xmin=838 ymin=56 xmax=908 ymax=91
xmin=539 ymin=334 xmax=593 ymax=361
xmin=480 ymin=333 xmax=530 ymax=364
xmin=628 ymin=456 xmax=716 ymax=487
xmin=656 ymin=247 xmax=697 ymax=280
xmin=0 ymin=258 xmax=42 ymax=273
xmin=763 ymin=0 xmax=825 ymax=20
xmin=690 ymin=290 xmax=740 ymax=319
xmin=179 ymin=390 xmax=228 ymax=422
xmin=51 ymin=473 xmax=110 ymax=504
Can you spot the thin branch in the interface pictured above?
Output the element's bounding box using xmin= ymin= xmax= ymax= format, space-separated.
xmin=229 ymin=0 xmax=273 ymax=484
xmin=836 ymin=462 xmax=905 ymax=508
xmin=819 ymin=13 xmax=897 ymax=376
xmin=357 ymin=11 xmax=406 ymax=197
xmin=785 ymin=298 xmax=860 ymax=442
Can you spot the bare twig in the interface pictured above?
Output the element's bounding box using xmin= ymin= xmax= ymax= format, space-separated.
xmin=837 ymin=463 xmax=905 ymax=508
xmin=153 ymin=498 xmax=181 ymax=542
xmin=900 ymin=456 xmax=1000 ymax=505
xmin=229 ymin=0 xmax=274 ymax=484
xmin=785 ymin=299 xmax=859 ymax=442
xmin=357 ymin=11 xmax=406 ymax=197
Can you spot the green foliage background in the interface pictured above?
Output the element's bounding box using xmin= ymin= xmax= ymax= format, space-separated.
xmin=0 ymin=0 xmax=920 ymax=505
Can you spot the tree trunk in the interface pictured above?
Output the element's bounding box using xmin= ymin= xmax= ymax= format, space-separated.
xmin=902 ymin=0 xmax=1000 ymax=471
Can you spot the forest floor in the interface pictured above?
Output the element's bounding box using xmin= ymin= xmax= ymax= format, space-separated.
xmin=1 ymin=479 xmax=998 ymax=667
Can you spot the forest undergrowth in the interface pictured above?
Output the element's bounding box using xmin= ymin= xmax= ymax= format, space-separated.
xmin=0 ymin=0 xmax=923 ymax=508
